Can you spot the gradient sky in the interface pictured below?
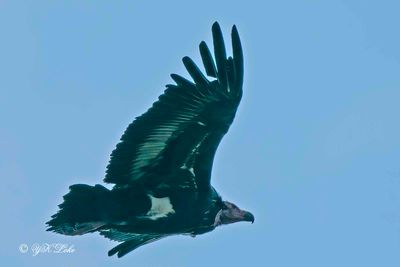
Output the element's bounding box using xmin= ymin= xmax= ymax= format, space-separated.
xmin=1 ymin=1 xmax=400 ymax=266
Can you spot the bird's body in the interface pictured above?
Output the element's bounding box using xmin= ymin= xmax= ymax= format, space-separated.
xmin=47 ymin=22 xmax=254 ymax=257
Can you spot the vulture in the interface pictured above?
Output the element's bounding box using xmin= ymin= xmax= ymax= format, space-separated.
xmin=46 ymin=22 xmax=254 ymax=258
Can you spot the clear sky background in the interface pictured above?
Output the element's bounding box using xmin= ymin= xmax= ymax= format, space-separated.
xmin=1 ymin=0 xmax=400 ymax=266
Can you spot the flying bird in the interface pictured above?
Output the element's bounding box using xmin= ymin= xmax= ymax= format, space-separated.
xmin=47 ymin=22 xmax=254 ymax=258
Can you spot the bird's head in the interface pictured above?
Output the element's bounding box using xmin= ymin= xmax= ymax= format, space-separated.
xmin=214 ymin=201 xmax=254 ymax=227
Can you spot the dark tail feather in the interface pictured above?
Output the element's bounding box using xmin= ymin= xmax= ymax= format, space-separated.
xmin=108 ymin=235 xmax=165 ymax=258
xmin=46 ymin=184 xmax=110 ymax=235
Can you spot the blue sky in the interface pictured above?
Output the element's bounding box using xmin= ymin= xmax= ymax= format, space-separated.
xmin=1 ymin=0 xmax=400 ymax=266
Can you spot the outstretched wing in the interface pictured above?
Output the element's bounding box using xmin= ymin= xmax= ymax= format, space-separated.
xmin=105 ymin=22 xmax=244 ymax=191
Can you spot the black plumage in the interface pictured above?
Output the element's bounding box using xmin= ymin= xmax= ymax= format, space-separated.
xmin=47 ymin=22 xmax=254 ymax=258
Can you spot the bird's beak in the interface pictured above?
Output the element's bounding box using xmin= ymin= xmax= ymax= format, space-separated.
xmin=242 ymin=211 xmax=255 ymax=223
xmin=215 ymin=201 xmax=255 ymax=226
xmin=232 ymin=208 xmax=254 ymax=224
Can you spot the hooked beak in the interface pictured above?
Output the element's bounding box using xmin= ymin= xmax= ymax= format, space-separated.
xmin=243 ymin=211 xmax=255 ymax=223
xmin=214 ymin=201 xmax=255 ymax=226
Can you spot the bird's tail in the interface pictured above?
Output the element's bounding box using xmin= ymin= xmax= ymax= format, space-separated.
xmin=46 ymin=184 xmax=110 ymax=235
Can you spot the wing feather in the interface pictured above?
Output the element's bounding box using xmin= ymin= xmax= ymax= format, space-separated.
xmin=212 ymin=22 xmax=228 ymax=92
xmin=101 ymin=230 xmax=166 ymax=257
xmin=105 ymin=22 xmax=244 ymax=190
xmin=199 ymin=41 xmax=217 ymax=78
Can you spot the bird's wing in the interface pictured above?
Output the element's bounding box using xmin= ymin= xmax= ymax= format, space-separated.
xmin=105 ymin=22 xmax=244 ymax=191
xmin=100 ymin=229 xmax=166 ymax=257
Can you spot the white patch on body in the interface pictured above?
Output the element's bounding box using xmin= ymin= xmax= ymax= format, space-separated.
xmin=146 ymin=195 xmax=175 ymax=220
